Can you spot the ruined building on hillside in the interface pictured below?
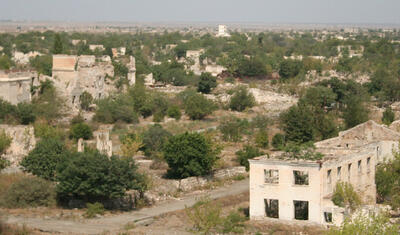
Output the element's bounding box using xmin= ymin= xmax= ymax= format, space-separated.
xmin=0 ymin=71 xmax=35 ymax=105
xmin=52 ymin=55 xmax=115 ymax=112
xmin=249 ymin=120 xmax=400 ymax=226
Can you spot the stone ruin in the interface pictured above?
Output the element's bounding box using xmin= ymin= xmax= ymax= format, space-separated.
xmin=0 ymin=71 xmax=34 ymax=105
xmin=51 ymin=54 xmax=115 ymax=113
xmin=0 ymin=125 xmax=36 ymax=167
xmin=94 ymin=130 xmax=113 ymax=157
xmin=127 ymin=56 xmax=136 ymax=86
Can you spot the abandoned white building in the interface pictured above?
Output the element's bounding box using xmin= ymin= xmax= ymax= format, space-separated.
xmin=52 ymin=55 xmax=115 ymax=111
xmin=217 ymin=25 xmax=230 ymax=37
xmin=249 ymin=120 xmax=400 ymax=226
xmin=0 ymin=71 xmax=34 ymax=105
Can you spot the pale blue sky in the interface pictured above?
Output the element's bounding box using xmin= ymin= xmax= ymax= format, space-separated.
xmin=1 ymin=0 xmax=400 ymax=24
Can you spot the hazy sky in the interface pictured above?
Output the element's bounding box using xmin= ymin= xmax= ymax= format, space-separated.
xmin=2 ymin=0 xmax=400 ymax=24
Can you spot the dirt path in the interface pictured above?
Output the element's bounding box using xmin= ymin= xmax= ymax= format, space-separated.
xmin=5 ymin=179 xmax=249 ymax=234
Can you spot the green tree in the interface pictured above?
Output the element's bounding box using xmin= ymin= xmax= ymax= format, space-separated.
xmin=142 ymin=124 xmax=172 ymax=157
xmin=272 ymin=133 xmax=285 ymax=150
xmin=20 ymin=138 xmax=68 ymax=181
xmin=183 ymin=93 xmax=216 ymax=120
xmin=167 ymin=105 xmax=182 ymax=120
xmin=236 ymin=145 xmax=264 ymax=171
xmin=376 ymin=153 xmax=400 ymax=209
xmin=15 ymin=102 xmax=36 ymax=125
xmin=53 ymin=34 xmax=63 ymax=54
xmin=279 ymin=59 xmax=303 ymax=80
xmin=332 ymin=182 xmax=361 ymax=211
xmin=280 ymin=104 xmax=315 ymax=143
xmin=382 ymin=106 xmax=395 ymax=126
xmin=197 ymin=72 xmax=217 ymax=94
xmin=29 ymin=55 xmax=52 ymax=76
xmin=163 ymin=132 xmax=220 ymax=178
xmin=229 ymin=86 xmax=256 ymax=112
xmin=69 ymin=122 xmax=93 ymax=140
xmin=56 ymin=151 xmax=146 ymax=202
xmin=343 ymin=96 xmax=369 ymax=128
xmin=0 ymin=55 xmax=13 ymax=70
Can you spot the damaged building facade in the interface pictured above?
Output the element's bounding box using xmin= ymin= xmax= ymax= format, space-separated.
xmin=0 ymin=71 xmax=34 ymax=105
xmin=52 ymin=55 xmax=115 ymax=111
xmin=249 ymin=120 xmax=400 ymax=226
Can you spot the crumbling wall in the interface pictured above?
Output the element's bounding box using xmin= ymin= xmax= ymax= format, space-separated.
xmin=95 ymin=130 xmax=112 ymax=157
xmin=0 ymin=125 xmax=36 ymax=166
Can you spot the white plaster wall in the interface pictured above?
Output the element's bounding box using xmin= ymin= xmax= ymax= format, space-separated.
xmin=249 ymin=161 xmax=323 ymax=223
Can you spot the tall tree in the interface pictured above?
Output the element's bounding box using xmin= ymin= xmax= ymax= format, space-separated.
xmin=53 ymin=34 xmax=63 ymax=54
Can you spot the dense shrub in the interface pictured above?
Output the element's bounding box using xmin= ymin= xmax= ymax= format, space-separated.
xmin=142 ymin=124 xmax=172 ymax=157
xmin=20 ymin=138 xmax=68 ymax=181
xmin=343 ymin=96 xmax=369 ymax=128
xmin=69 ymin=122 xmax=93 ymax=140
xmin=197 ymin=72 xmax=217 ymax=94
xmin=94 ymin=95 xmax=138 ymax=124
xmin=56 ymin=151 xmax=146 ymax=202
xmin=376 ymin=153 xmax=400 ymax=209
xmin=235 ymin=145 xmax=264 ymax=171
xmin=229 ymin=86 xmax=255 ymax=112
xmin=279 ymin=59 xmax=303 ymax=79
xmin=0 ymin=176 xmax=56 ymax=208
xmin=33 ymin=121 xmax=66 ymax=140
xmin=167 ymin=105 xmax=182 ymax=120
xmin=255 ymin=130 xmax=269 ymax=148
xmin=120 ymin=132 xmax=143 ymax=158
xmin=163 ymin=132 xmax=220 ymax=178
xmin=183 ymin=92 xmax=216 ymax=120
xmin=382 ymin=106 xmax=395 ymax=125
xmin=29 ymin=55 xmax=52 ymax=76
xmin=15 ymin=103 xmax=36 ymax=124
xmin=272 ymin=133 xmax=285 ymax=150
xmin=32 ymin=79 xmax=65 ymax=122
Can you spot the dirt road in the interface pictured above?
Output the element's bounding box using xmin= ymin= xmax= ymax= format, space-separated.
xmin=5 ymin=179 xmax=249 ymax=234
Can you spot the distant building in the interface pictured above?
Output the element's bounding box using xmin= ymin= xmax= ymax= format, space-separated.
xmin=217 ymin=25 xmax=230 ymax=37
xmin=249 ymin=120 xmax=400 ymax=226
xmin=89 ymin=44 xmax=105 ymax=51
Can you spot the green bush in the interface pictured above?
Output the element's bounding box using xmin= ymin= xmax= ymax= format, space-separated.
xmin=376 ymin=153 xmax=400 ymax=208
xmin=56 ymin=151 xmax=147 ymax=202
xmin=69 ymin=122 xmax=93 ymax=140
xmin=0 ymin=130 xmax=12 ymax=155
xmin=20 ymin=138 xmax=68 ymax=181
xmin=229 ymin=86 xmax=255 ymax=112
xmin=332 ymin=182 xmax=361 ymax=211
xmin=218 ymin=116 xmax=249 ymax=142
xmin=0 ymin=176 xmax=56 ymax=208
xmin=32 ymin=79 xmax=65 ymax=122
xmin=33 ymin=121 xmax=65 ymax=140
xmin=163 ymin=132 xmax=220 ymax=178
xmin=84 ymin=202 xmax=105 ymax=218
xmin=94 ymin=95 xmax=138 ymax=124
xmin=15 ymin=103 xmax=36 ymax=125
xmin=186 ymin=197 xmax=222 ymax=235
xmin=183 ymin=93 xmax=216 ymax=120
xmin=142 ymin=124 xmax=172 ymax=157
xmin=255 ymin=130 xmax=269 ymax=148
xmin=382 ymin=106 xmax=395 ymax=125
xmin=197 ymin=72 xmax=217 ymax=94
xmin=29 ymin=55 xmax=52 ymax=76
xmin=167 ymin=105 xmax=182 ymax=120
xmin=272 ymin=133 xmax=285 ymax=150
xmin=236 ymin=145 xmax=264 ymax=171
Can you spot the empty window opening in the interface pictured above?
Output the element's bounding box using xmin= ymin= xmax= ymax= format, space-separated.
xmin=348 ymin=163 xmax=352 ymax=180
xmin=358 ymin=160 xmax=362 ymax=174
xmin=337 ymin=166 xmax=342 ymax=179
xmin=324 ymin=212 xmax=333 ymax=223
xmin=294 ymin=200 xmax=309 ymax=220
xmin=264 ymin=199 xmax=279 ymax=218
xmin=293 ymin=171 xmax=309 ymax=185
xmin=264 ymin=169 xmax=279 ymax=184
xmin=367 ymin=157 xmax=371 ymax=173
xmin=327 ymin=170 xmax=332 ymax=184
xmin=72 ymin=95 xmax=76 ymax=104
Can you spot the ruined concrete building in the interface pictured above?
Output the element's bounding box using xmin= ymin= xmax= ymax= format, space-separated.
xmin=0 ymin=71 xmax=34 ymax=104
xmin=52 ymin=55 xmax=115 ymax=112
xmin=89 ymin=44 xmax=105 ymax=51
xmin=127 ymin=56 xmax=136 ymax=86
xmin=249 ymin=120 xmax=400 ymax=226
xmin=112 ymin=47 xmax=126 ymax=57
xmin=95 ymin=130 xmax=112 ymax=157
